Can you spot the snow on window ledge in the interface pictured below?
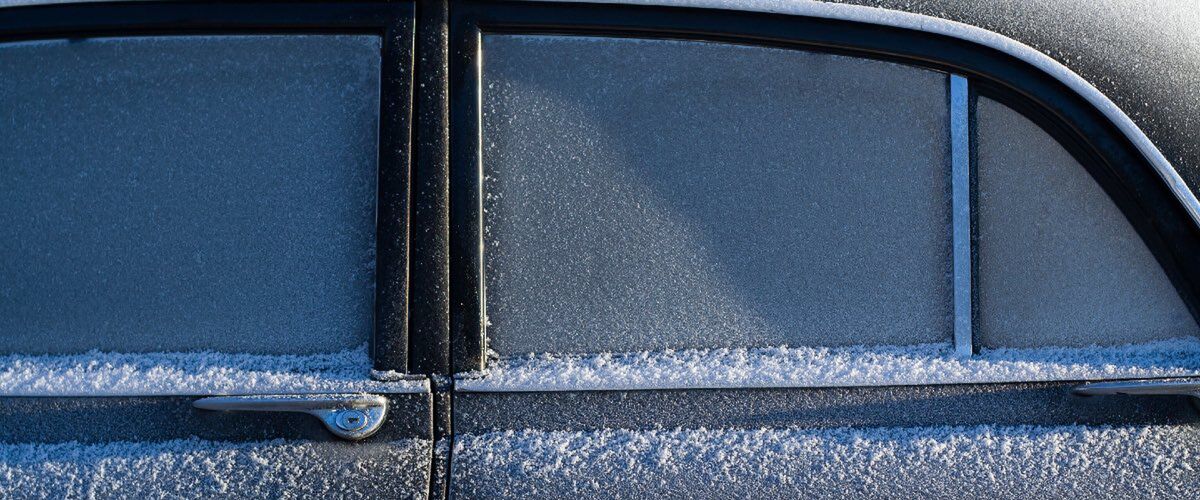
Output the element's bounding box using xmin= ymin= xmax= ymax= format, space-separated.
xmin=0 ymin=345 xmax=428 ymax=396
xmin=456 ymin=337 xmax=1200 ymax=392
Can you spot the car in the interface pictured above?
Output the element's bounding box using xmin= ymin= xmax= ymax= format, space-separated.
xmin=0 ymin=0 xmax=1197 ymax=498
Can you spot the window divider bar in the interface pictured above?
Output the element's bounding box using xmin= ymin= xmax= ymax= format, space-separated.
xmin=951 ymin=74 xmax=973 ymax=357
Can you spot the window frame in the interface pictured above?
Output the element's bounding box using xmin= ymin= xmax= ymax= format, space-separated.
xmin=0 ymin=0 xmax=417 ymax=372
xmin=449 ymin=0 xmax=1200 ymax=371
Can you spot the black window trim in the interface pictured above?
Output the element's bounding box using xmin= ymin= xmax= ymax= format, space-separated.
xmin=449 ymin=0 xmax=1200 ymax=371
xmin=0 ymin=0 xmax=417 ymax=372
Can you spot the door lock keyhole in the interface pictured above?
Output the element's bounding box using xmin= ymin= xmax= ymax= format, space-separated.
xmin=335 ymin=409 xmax=370 ymax=432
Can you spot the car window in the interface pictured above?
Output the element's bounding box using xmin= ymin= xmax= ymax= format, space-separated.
xmin=976 ymin=96 xmax=1200 ymax=348
xmin=0 ymin=34 xmax=380 ymax=354
xmin=481 ymin=34 xmax=953 ymax=355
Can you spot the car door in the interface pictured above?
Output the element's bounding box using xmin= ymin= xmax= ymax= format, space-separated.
xmin=443 ymin=2 xmax=1200 ymax=498
xmin=0 ymin=2 xmax=435 ymax=497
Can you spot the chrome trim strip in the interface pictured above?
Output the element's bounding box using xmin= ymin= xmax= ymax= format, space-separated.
xmin=1073 ymin=379 xmax=1200 ymax=397
xmin=950 ymin=74 xmax=972 ymax=357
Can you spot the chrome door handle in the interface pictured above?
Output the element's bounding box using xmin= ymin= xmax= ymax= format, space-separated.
xmin=1073 ymin=379 xmax=1200 ymax=399
xmin=193 ymin=394 xmax=388 ymax=441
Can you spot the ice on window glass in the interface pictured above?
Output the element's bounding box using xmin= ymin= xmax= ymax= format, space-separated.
xmin=976 ymin=97 xmax=1200 ymax=348
xmin=0 ymin=35 xmax=381 ymax=354
xmin=481 ymin=34 xmax=953 ymax=355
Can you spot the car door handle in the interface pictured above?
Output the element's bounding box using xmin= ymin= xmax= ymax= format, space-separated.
xmin=193 ymin=394 xmax=388 ymax=441
xmin=1072 ymin=379 xmax=1200 ymax=399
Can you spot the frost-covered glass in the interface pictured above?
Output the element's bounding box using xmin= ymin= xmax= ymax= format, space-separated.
xmin=976 ymin=97 xmax=1199 ymax=348
xmin=0 ymin=35 xmax=381 ymax=354
xmin=482 ymin=35 xmax=953 ymax=355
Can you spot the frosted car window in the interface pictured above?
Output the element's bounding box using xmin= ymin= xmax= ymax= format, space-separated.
xmin=481 ymin=35 xmax=952 ymax=355
xmin=976 ymin=97 xmax=1199 ymax=348
xmin=0 ymin=35 xmax=380 ymax=354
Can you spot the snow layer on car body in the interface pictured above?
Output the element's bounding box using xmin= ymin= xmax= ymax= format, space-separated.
xmin=0 ymin=438 xmax=431 ymax=499
xmin=451 ymin=424 xmax=1200 ymax=499
xmin=0 ymin=345 xmax=427 ymax=396
xmin=458 ymin=337 xmax=1200 ymax=392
